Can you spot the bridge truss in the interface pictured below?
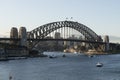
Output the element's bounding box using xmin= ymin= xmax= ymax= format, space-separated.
xmin=27 ymin=21 xmax=103 ymax=50
xmin=27 ymin=21 xmax=102 ymax=41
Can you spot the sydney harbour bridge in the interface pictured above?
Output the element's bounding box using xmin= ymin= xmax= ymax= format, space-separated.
xmin=0 ymin=21 xmax=119 ymax=56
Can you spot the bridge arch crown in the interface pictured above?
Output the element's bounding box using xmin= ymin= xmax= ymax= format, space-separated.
xmin=27 ymin=21 xmax=102 ymax=42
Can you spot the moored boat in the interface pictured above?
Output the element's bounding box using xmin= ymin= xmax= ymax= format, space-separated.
xmin=49 ymin=55 xmax=57 ymax=58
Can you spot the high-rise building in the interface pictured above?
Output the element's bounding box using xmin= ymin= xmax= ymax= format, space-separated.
xmin=55 ymin=32 xmax=61 ymax=39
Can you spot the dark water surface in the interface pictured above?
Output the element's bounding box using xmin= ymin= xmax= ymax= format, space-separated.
xmin=0 ymin=52 xmax=120 ymax=80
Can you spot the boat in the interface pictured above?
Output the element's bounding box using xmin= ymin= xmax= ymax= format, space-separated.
xmin=62 ymin=54 xmax=66 ymax=57
xmin=9 ymin=75 xmax=12 ymax=80
xmin=49 ymin=55 xmax=57 ymax=59
xmin=74 ymin=52 xmax=77 ymax=54
xmin=88 ymin=54 xmax=96 ymax=58
xmin=96 ymin=62 xmax=103 ymax=67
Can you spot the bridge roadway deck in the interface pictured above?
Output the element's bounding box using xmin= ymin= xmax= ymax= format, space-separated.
xmin=0 ymin=38 xmax=116 ymax=45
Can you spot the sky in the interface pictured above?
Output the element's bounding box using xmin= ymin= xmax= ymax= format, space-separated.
xmin=0 ymin=0 xmax=120 ymax=42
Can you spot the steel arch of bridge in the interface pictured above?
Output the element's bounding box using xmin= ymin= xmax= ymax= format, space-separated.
xmin=27 ymin=21 xmax=102 ymax=42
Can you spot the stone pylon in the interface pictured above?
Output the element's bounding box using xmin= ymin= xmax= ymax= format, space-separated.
xmin=10 ymin=27 xmax=18 ymax=44
xmin=18 ymin=27 xmax=27 ymax=47
xmin=104 ymin=35 xmax=109 ymax=52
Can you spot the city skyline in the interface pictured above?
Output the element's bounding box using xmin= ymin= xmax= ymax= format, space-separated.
xmin=0 ymin=0 xmax=120 ymax=42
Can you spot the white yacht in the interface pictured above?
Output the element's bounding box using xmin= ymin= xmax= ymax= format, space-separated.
xmin=96 ymin=62 xmax=103 ymax=67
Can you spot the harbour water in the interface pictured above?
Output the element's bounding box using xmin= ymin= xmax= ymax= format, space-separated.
xmin=0 ymin=52 xmax=120 ymax=80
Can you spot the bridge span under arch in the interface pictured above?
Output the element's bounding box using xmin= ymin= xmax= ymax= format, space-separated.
xmin=27 ymin=21 xmax=102 ymax=42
